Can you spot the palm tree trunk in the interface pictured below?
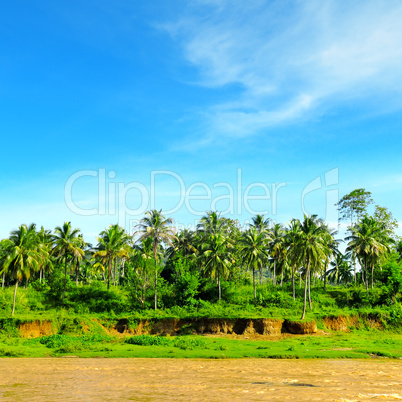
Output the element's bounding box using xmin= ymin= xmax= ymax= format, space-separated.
xmin=113 ymin=259 xmax=116 ymax=287
xmin=273 ymin=260 xmax=276 ymax=286
xmin=259 ymin=267 xmax=262 ymax=285
xmin=39 ymin=268 xmax=42 ymax=284
xmin=253 ymin=266 xmax=256 ymax=304
xmin=301 ymin=262 xmax=309 ymax=319
xmin=308 ymin=270 xmax=312 ymax=310
xmin=107 ymin=256 xmax=112 ymax=290
xmin=364 ymin=255 xmax=368 ymax=291
xmin=154 ymin=244 xmax=158 ymax=310
xmin=62 ymin=256 xmax=68 ymax=301
xmin=292 ymin=265 xmax=296 ymax=301
xmin=76 ymin=261 xmax=79 ymax=286
xmin=218 ymin=271 xmax=221 ymax=301
xmin=371 ymin=263 xmax=374 ymax=289
xmin=12 ymin=280 xmax=19 ymax=316
xmin=323 ymin=263 xmax=327 ymax=291
xmin=280 ymin=264 xmax=283 ymax=287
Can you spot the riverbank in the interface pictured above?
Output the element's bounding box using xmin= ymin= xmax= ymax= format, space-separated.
xmin=1 ymin=313 xmax=401 ymax=359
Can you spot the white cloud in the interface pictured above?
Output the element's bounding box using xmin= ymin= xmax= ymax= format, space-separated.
xmin=161 ymin=0 xmax=402 ymax=138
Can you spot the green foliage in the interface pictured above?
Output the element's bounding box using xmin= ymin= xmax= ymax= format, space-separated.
xmin=377 ymin=259 xmax=402 ymax=303
xmin=38 ymin=334 xmax=114 ymax=353
xmin=65 ymin=282 xmax=128 ymax=313
xmin=171 ymin=256 xmax=200 ymax=307
xmin=257 ymin=288 xmax=297 ymax=308
xmin=125 ymin=335 xmax=207 ymax=350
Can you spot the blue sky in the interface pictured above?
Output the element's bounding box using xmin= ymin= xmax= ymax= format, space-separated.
xmin=1 ymin=0 xmax=402 ymax=243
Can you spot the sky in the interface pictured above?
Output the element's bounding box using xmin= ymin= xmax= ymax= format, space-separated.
xmin=1 ymin=0 xmax=402 ymax=243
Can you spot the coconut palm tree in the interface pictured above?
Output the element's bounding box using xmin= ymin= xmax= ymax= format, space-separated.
xmin=53 ymin=222 xmax=84 ymax=300
xmin=251 ymin=214 xmax=270 ymax=234
xmin=201 ymin=232 xmax=233 ymax=301
xmin=269 ymin=223 xmax=286 ymax=286
xmin=37 ymin=227 xmax=54 ymax=283
xmin=285 ymin=219 xmax=301 ymax=300
xmin=327 ymin=253 xmax=353 ymax=285
xmin=94 ymin=224 xmax=131 ymax=289
xmin=290 ymin=215 xmax=328 ymax=319
xmin=239 ymin=228 xmax=270 ymax=303
xmin=396 ymin=240 xmax=402 ymax=263
xmin=250 ymin=215 xmax=271 ymax=284
xmin=346 ymin=216 xmax=391 ymax=290
xmin=134 ymin=210 xmax=177 ymax=310
xmin=197 ymin=211 xmax=227 ymax=237
xmin=1 ymin=224 xmax=48 ymax=315
xmin=321 ymin=225 xmax=341 ymax=291
xmin=169 ymin=229 xmax=198 ymax=260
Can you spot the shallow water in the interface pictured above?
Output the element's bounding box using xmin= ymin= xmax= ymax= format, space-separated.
xmin=1 ymin=358 xmax=401 ymax=400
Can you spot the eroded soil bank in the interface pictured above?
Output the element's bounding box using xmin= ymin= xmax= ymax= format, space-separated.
xmin=12 ymin=314 xmax=384 ymax=338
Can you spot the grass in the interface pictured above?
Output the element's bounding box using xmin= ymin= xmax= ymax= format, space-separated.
xmin=0 ymin=330 xmax=401 ymax=359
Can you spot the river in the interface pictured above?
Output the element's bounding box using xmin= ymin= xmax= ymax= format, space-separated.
xmin=1 ymin=358 xmax=401 ymax=400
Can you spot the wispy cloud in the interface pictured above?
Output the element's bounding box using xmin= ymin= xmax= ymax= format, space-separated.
xmin=161 ymin=0 xmax=402 ymax=139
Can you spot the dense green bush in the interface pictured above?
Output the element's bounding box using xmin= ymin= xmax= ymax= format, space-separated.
xmin=125 ymin=335 xmax=207 ymax=350
xmin=66 ymin=283 xmax=128 ymax=313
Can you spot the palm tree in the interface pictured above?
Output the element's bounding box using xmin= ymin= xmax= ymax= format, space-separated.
xmin=396 ymin=240 xmax=402 ymax=263
xmin=285 ymin=219 xmax=301 ymax=300
xmin=239 ymin=228 xmax=269 ymax=303
xmin=270 ymin=223 xmax=286 ymax=286
xmin=321 ymin=225 xmax=340 ymax=291
xmin=290 ymin=215 xmax=328 ymax=319
xmin=37 ymin=227 xmax=54 ymax=283
xmin=134 ymin=210 xmax=177 ymax=310
xmin=197 ymin=211 xmax=227 ymax=237
xmin=169 ymin=229 xmax=198 ymax=260
xmin=1 ymin=224 xmax=48 ymax=315
xmin=250 ymin=214 xmax=271 ymax=284
xmin=53 ymin=222 xmax=84 ymax=300
xmin=346 ymin=216 xmax=391 ymax=290
xmin=201 ymin=232 xmax=233 ymax=301
xmin=94 ymin=224 xmax=131 ymax=289
xmin=251 ymin=214 xmax=270 ymax=234
xmin=327 ymin=253 xmax=353 ymax=285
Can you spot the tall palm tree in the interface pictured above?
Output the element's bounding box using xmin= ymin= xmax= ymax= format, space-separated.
xmin=37 ymin=227 xmax=54 ymax=283
xmin=290 ymin=215 xmax=328 ymax=319
xmin=170 ymin=229 xmax=198 ymax=259
xmin=270 ymin=223 xmax=286 ymax=286
xmin=201 ymin=232 xmax=233 ymax=301
xmin=134 ymin=210 xmax=177 ymax=310
xmin=396 ymin=240 xmax=402 ymax=263
xmin=239 ymin=228 xmax=269 ymax=303
xmin=250 ymin=214 xmax=271 ymax=283
xmin=327 ymin=253 xmax=353 ymax=285
xmin=321 ymin=225 xmax=340 ymax=291
xmin=94 ymin=224 xmax=131 ymax=289
xmin=346 ymin=216 xmax=391 ymax=290
xmin=285 ymin=219 xmax=301 ymax=300
xmin=197 ymin=211 xmax=227 ymax=237
xmin=1 ymin=224 xmax=48 ymax=315
xmin=251 ymin=214 xmax=270 ymax=234
xmin=53 ymin=222 xmax=84 ymax=300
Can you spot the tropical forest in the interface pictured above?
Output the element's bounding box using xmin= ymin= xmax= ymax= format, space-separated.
xmin=1 ymin=188 xmax=401 ymax=359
